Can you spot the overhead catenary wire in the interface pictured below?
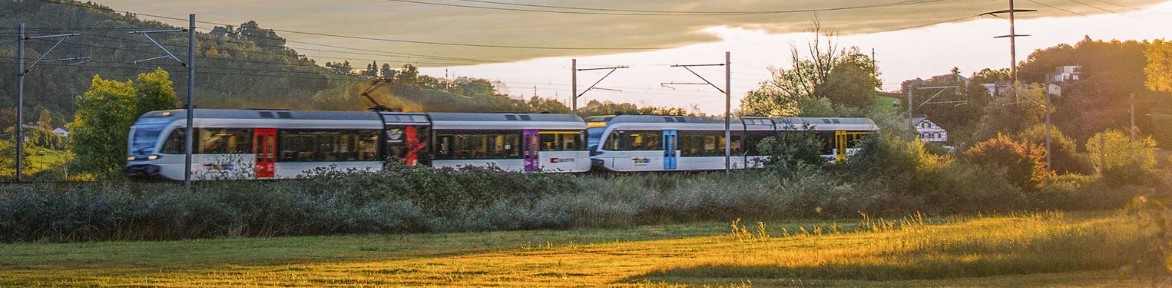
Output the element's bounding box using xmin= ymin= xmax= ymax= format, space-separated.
xmin=388 ymin=0 xmax=949 ymax=16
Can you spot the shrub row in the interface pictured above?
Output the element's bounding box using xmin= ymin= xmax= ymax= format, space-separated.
xmin=1 ymin=153 xmax=1160 ymax=242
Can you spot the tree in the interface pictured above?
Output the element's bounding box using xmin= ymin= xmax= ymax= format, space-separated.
xmin=0 ymin=108 xmax=16 ymax=138
xmin=1018 ymin=124 xmax=1091 ymax=175
xmin=971 ymin=87 xmax=1045 ymax=142
xmin=380 ymin=63 xmax=397 ymax=80
xmin=1146 ymin=39 xmax=1172 ymax=93
xmin=68 ymin=76 xmax=138 ymax=175
xmin=1086 ymin=129 xmax=1158 ymax=186
xmin=964 ymin=134 xmax=1052 ymax=191
xmin=756 ymin=125 xmax=825 ymax=174
xmin=37 ymin=109 xmax=53 ymax=130
xmin=133 ymin=68 xmax=178 ymax=117
xmin=396 ymin=64 xmax=420 ymax=83
xmin=741 ymin=31 xmax=879 ymax=117
xmin=526 ymin=96 xmax=570 ymax=113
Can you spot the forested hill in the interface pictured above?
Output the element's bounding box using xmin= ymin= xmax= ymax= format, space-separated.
xmin=0 ymin=0 xmax=545 ymax=129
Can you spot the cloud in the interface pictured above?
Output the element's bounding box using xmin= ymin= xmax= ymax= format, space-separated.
xmin=98 ymin=0 xmax=1167 ymax=66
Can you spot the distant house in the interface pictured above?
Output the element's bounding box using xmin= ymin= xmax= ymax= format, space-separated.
xmin=52 ymin=127 xmax=69 ymax=138
xmin=980 ymin=81 xmax=1013 ymax=97
xmin=1050 ymin=66 xmax=1081 ymax=83
xmin=912 ymin=117 xmax=948 ymax=143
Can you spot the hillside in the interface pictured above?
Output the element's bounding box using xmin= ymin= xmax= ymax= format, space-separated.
xmin=0 ymin=0 xmax=541 ymax=131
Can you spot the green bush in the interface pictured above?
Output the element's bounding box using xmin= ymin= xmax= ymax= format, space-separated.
xmin=1086 ymin=130 xmax=1159 ymax=187
xmin=964 ymin=134 xmax=1053 ymax=191
xmin=756 ymin=125 xmax=825 ymax=175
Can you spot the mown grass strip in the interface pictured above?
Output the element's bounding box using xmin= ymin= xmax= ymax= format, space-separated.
xmin=0 ymin=211 xmax=1154 ymax=287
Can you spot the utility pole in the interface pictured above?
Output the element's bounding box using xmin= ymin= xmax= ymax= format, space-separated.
xmin=570 ymin=60 xmax=627 ymax=116
xmin=1130 ymin=92 xmax=1136 ymax=141
xmin=571 ymin=59 xmax=576 ymax=113
xmin=1045 ymin=87 xmax=1052 ymax=170
xmin=986 ymin=0 xmax=1034 ymax=99
xmin=131 ymin=14 xmax=195 ymax=188
xmin=670 ymin=52 xmax=732 ymax=174
xmin=14 ymin=24 xmax=82 ymax=182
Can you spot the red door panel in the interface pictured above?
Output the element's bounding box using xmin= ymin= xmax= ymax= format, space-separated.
xmin=254 ymin=128 xmax=276 ymax=179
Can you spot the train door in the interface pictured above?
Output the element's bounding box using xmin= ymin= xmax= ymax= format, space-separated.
xmin=835 ymin=130 xmax=847 ymax=163
xmin=385 ymin=125 xmax=430 ymax=166
xmin=523 ymin=129 xmax=539 ymax=172
xmin=253 ymin=128 xmax=276 ymax=179
xmin=662 ymin=130 xmax=678 ymax=170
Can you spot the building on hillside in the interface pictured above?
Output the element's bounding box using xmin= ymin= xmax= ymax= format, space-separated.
xmin=52 ymin=127 xmax=69 ymax=138
xmin=1050 ymin=66 xmax=1082 ymax=83
xmin=980 ymin=81 xmax=1013 ymax=97
xmin=912 ymin=116 xmax=948 ymax=143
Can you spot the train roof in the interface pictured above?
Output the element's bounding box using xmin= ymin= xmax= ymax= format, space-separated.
xmin=139 ymin=109 xmax=381 ymax=121
xmin=589 ymin=115 xmax=725 ymax=124
xmin=769 ymin=117 xmax=878 ymax=131
xmin=427 ymin=112 xmax=586 ymax=130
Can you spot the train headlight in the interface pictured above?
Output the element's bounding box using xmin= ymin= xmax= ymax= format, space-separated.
xmin=147 ymin=155 xmax=160 ymax=160
xmin=127 ymin=156 xmax=136 ymax=161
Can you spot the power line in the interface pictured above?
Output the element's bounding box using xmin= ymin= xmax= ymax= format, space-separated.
xmin=1066 ymin=0 xmax=1115 ymax=13
xmin=390 ymin=0 xmax=948 ymax=16
xmin=1025 ymin=0 xmax=1087 ymax=16
xmin=1086 ymin=0 xmax=1138 ymax=10
xmin=29 ymin=0 xmax=662 ymax=51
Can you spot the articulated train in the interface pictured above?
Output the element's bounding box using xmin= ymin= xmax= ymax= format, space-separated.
xmin=125 ymin=109 xmax=877 ymax=180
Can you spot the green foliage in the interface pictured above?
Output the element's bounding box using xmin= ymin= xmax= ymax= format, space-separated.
xmin=845 ymin=133 xmax=1025 ymax=214
xmin=1146 ymin=39 xmax=1172 ymax=93
xmin=971 ymin=88 xmax=1045 ymax=142
xmin=1018 ymin=124 xmax=1092 ymax=174
xmin=23 ymin=127 xmax=63 ymax=150
xmin=740 ymin=32 xmax=878 ymax=117
xmin=1086 ymin=130 xmax=1158 ymax=186
xmin=132 ymin=68 xmax=179 ymax=117
xmin=964 ymin=134 xmax=1053 ymax=191
xmin=526 ymin=96 xmax=570 ymax=113
xmin=67 ymin=76 xmax=137 ymax=176
xmin=1019 ymin=37 xmax=1172 ymax=148
xmin=755 ymin=126 xmax=825 ymax=174
xmin=577 ymin=100 xmax=699 ymax=117
xmin=66 ymin=70 xmax=176 ymax=177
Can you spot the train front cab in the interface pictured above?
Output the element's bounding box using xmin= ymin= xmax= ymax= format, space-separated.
xmin=589 ymin=115 xmax=761 ymax=172
xmin=127 ymin=109 xmax=385 ymax=180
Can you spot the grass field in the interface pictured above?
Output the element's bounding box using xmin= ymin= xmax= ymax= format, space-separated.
xmin=0 ymin=211 xmax=1157 ymax=287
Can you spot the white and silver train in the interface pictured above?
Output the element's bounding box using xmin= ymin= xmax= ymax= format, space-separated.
xmin=585 ymin=115 xmax=879 ymax=172
xmin=125 ymin=109 xmax=590 ymax=180
xmin=125 ymin=109 xmax=877 ymax=180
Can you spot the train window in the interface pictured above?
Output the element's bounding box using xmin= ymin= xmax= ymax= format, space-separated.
xmin=678 ymin=131 xmax=724 ymax=157
xmin=161 ymin=128 xmax=185 ymax=154
xmin=278 ymin=130 xmax=379 ymax=162
xmin=604 ymin=131 xmax=623 ymax=151
xmin=433 ymin=130 xmax=521 ymax=160
xmin=539 ymin=131 xmax=583 ymax=151
xmin=198 ymin=128 xmax=252 ymax=154
xmin=622 ymin=130 xmax=661 ymax=151
xmin=730 ymin=134 xmax=743 ymax=155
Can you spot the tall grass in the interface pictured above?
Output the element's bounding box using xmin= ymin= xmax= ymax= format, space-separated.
xmin=0 ymin=160 xmax=1160 ymax=242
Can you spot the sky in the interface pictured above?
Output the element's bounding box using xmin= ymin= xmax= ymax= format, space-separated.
xmin=94 ymin=0 xmax=1172 ymax=115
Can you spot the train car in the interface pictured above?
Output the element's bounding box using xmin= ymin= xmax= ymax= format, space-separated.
xmin=427 ymin=112 xmax=590 ymax=173
xmin=587 ymin=115 xmax=878 ymax=172
xmin=126 ymin=109 xmax=591 ymax=180
xmin=769 ymin=117 xmax=879 ymax=162
xmin=125 ymin=109 xmax=384 ymax=180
